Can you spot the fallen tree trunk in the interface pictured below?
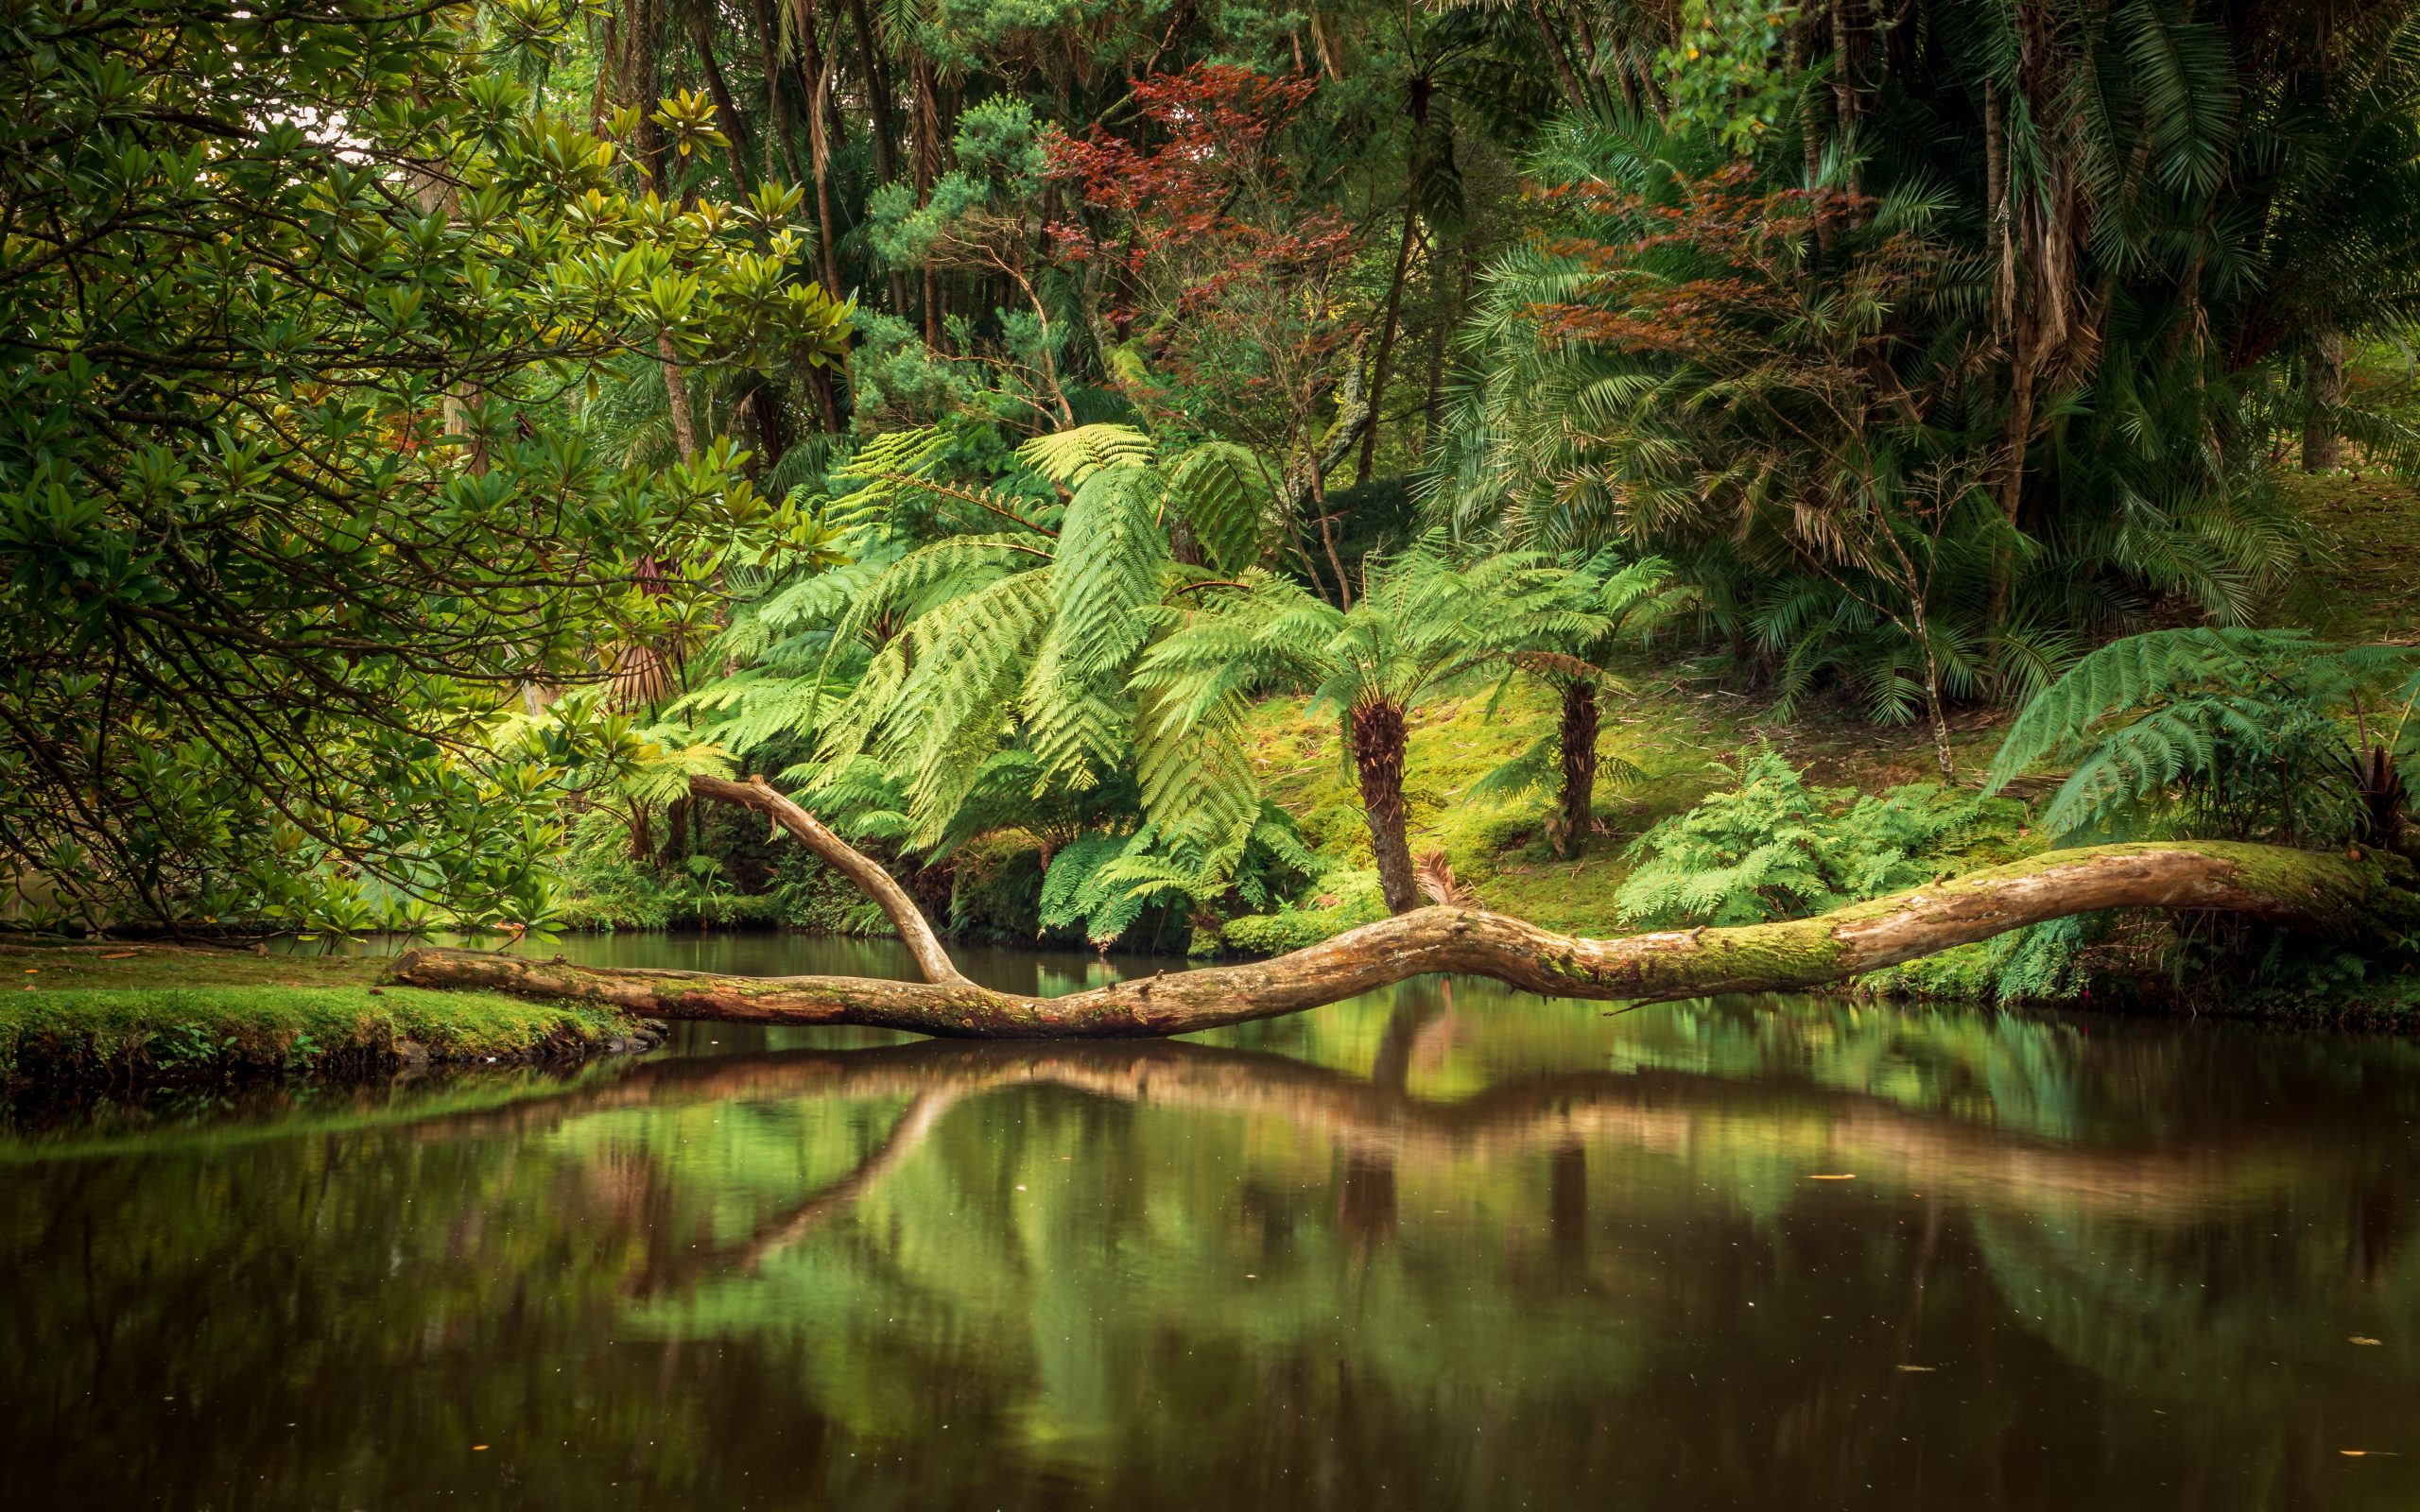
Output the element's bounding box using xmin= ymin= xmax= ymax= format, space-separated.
xmin=389 ymin=772 xmax=2397 ymax=1037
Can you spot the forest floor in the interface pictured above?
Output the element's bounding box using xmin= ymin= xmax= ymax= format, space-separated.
xmin=1234 ymin=471 xmax=2420 ymax=942
xmin=0 ymin=943 xmax=655 ymax=1085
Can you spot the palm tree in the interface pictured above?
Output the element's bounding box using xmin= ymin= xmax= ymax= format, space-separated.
xmin=1474 ymin=553 xmax=1685 ymax=857
xmin=1137 ymin=541 xmax=1591 ymax=914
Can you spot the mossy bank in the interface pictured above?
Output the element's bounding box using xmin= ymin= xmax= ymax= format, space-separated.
xmin=0 ymin=944 xmax=660 ymax=1086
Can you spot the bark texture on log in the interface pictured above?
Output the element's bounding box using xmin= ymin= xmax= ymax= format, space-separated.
xmin=392 ymin=819 xmax=2389 ymax=1039
xmin=688 ymin=774 xmax=969 ymax=986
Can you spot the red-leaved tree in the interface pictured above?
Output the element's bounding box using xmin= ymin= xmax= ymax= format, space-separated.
xmin=1048 ymin=65 xmax=1371 ymax=595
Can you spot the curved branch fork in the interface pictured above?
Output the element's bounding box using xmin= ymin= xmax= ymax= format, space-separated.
xmin=391 ymin=808 xmax=2390 ymax=1039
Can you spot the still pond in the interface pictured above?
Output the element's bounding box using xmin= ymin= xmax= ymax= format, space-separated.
xmin=5 ymin=933 xmax=2420 ymax=1509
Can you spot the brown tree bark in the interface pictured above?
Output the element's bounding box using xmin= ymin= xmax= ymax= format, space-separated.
xmin=657 ymin=331 xmax=700 ymax=462
xmin=774 ymin=0 xmax=844 ymax=295
xmin=2305 ymin=329 xmax=2345 ymax=472
xmin=391 ymin=773 xmax=2394 ymax=1038
xmin=1528 ymin=0 xmax=1590 ymax=112
xmin=1350 ymin=700 xmax=1420 ymax=914
xmin=685 ymin=8 xmax=758 ymax=192
xmin=1357 ymin=204 xmax=1420 ymax=483
xmin=690 ymin=774 xmax=971 ymax=983
xmin=1556 ymin=680 xmax=1599 ymax=860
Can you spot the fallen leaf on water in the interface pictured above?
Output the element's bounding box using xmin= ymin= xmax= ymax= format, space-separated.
xmin=472 ymin=1445 xmax=489 ymax=1452
xmin=2350 ymin=1336 xmax=2384 ymax=1346
xmin=1807 ymin=1174 xmax=1857 ymax=1180
xmin=1894 ymin=1365 xmax=1935 ymax=1373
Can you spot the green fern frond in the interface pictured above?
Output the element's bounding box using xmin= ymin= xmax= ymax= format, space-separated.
xmin=1164 ymin=441 xmax=1274 ymax=572
xmin=1014 ymin=423 xmax=1157 ymax=487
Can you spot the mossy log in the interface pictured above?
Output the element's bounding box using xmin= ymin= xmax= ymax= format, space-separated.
xmin=387 ymin=775 xmax=2402 ymax=1039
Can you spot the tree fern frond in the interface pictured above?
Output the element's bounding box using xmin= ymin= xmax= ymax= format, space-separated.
xmin=1164 ymin=440 xmax=1275 ymax=572
xmin=1014 ymin=423 xmax=1157 ymax=487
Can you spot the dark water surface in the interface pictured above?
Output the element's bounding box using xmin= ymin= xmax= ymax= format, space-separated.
xmin=8 ymin=935 xmax=2420 ymax=1509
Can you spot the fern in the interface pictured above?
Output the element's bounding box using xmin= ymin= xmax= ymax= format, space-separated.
xmin=1163 ymin=441 xmax=1272 ymax=572
xmin=1987 ymin=628 xmax=2420 ymax=847
xmin=1022 ymin=465 xmax=1169 ymax=789
xmin=1617 ymin=746 xmax=2025 ymax=926
xmin=1015 ymin=422 xmax=1156 ymax=486
xmin=877 ymin=570 xmax=1057 ymax=848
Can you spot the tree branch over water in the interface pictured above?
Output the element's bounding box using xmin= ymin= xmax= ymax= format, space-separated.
xmin=388 ymin=776 xmax=2399 ymax=1039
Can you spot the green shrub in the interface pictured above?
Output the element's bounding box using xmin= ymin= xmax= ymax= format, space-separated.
xmin=769 ymin=851 xmax=897 ymax=936
xmin=1221 ymin=869 xmax=1388 ymax=955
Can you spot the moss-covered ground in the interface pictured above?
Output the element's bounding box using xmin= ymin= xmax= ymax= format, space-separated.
xmin=1232 ymin=666 xmax=2014 ymax=942
xmin=0 ymin=944 xmax=650 ymax=1085
xmin=1223 ymin=471 xmax=2419 ymax=954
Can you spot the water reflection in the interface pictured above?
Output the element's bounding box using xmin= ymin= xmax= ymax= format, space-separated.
xmin=7 ymin=987 xmax=2420 ymax=1509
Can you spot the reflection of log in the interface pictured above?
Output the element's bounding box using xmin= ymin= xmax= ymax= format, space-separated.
xmin=394 ymin=812 xmax=2390 ymax=1037
xmin=415 ymin=1040 xmax=2311 ymax=1223
xmin=635 ymin=1087 xmax=962 ymax=1294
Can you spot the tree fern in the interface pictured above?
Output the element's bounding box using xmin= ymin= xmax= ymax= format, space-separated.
xmin=874 ymin=570 xmax=1058 ymax=848
xmin=1021 ymin=465 xmax=1169 ymax=789
xmin=1015 ymin=422 xmax=1157 ymax=487
xmin=1987 ymin=628 xmax=2420 ymax=848
xmin=1164 ymin=440 xmax=1273 ymax=572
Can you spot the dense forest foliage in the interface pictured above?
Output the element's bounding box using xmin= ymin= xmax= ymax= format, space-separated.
xmin=9 ymin=0 xmax=2420 ymax=1000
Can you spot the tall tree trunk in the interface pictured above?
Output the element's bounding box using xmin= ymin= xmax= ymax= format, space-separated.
xmin=2305 ymin=328 xmax=2344 ymax=472
xmin=1825 ymin=0 xmax=1861 ymax=193
xmin=1529 ymin=0 xmax=1590 ymax=112
xmin=1351 ymin=700 xmax=1420 ymax=915
xmin=658 ymin=331 xmax=700 ymax=461
xmin=1357 ymin=204 xmax=1420 ymax=483
xmin=791 ymin=0 xmax=845 ymax=296
xmin=686 ymin=9 xmax=757 ymax=191
xmin=1418 ymin=239 xmax=1465 ymax=455
xmin=844 ymin=0 xmax=900 ymax=185
xmin=745 ymin=0 xmax=811 ymax=190
xmin=1556 ymin=680 xmax=1599 ymax=860
xmin=626 ymin=0 xmax=669 ymax=193
xmin=912 ymin=50 xmax=947 ymax=351
xmin=842 ymin=0 xmax=912 ymax=314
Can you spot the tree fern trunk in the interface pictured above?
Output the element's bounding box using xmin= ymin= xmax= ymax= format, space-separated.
xmin=1557 ymin=681 xmax=1599 ymax=859
xmin=1351 ymin=700 xmax=1420 ymax=914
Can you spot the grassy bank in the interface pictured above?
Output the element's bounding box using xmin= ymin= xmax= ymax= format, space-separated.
xmin=0 ymin=945 xmax=656 ymax=1085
